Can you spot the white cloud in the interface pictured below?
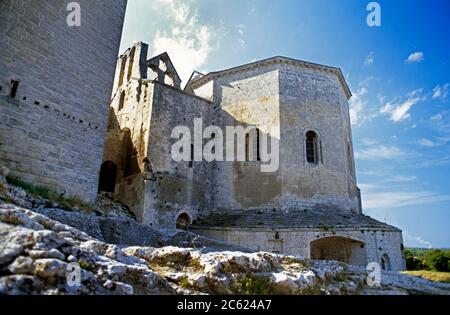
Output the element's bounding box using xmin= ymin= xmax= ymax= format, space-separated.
xmin=418 ymin=138 xmax=436 ymax=147
xmin=380 ymin=89 xmax=425 ymax=122
xmin=148 ymin=0 xmax=216 ymax=83
xmin=364 ymin=51 xmax=375 ymax=66
xmin=432 ymin=83 xmax=449 ymax=100
xmin=349 ymin=87 xmax=367 ymax=126
xmin=354 ymin=145 xmax=405 ymax=160
xmin=430 ymin=113 xmax=443 ymax=121
xmin=404 ymin=232 xmax=433 ymax=249
xmin=361 ymin=185 xmax=450 ymax=210
xmin=405 ymin=51 xmax=424 ymax=63
xmin=235 ymin=24 xmax=246 ymax=48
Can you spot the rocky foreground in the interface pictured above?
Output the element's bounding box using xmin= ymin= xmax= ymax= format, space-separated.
xmin=1 ymin=165 xmax=450 ymax=295
xmin=1 ymin=203 xmax=450 ymax=295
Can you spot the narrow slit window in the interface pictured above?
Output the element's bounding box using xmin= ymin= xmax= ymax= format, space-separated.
xmin=189 ymin=144 xmax=194 ymax=168
xmin=306 ymin=131 xmax=318 ymax=164
xmin=118 ymin=91 xmax=125 ymax=111
xmin=10 ymin=80 xmax=19 ymax=98
xmin=245 ymin=133 xmax=250 ymax=161
xmin=256 ymin=128 xmax=261 ymax=161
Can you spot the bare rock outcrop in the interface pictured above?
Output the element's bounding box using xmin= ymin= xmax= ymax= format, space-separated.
xmin=1 ymin=203 xmax=450 ymax=295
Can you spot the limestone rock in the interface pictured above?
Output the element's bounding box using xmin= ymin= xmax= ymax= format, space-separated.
xmin=33 ymin=259 xmax=67 ymax=278
xmin=0 ymin=203 xmax=449 ymax=295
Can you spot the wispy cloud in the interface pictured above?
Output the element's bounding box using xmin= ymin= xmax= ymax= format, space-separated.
xmin=364 ymin=51 xmax=375 ymax=66
xmin=404 ymin=232 xmax=433 ymax=249
xmin=149 ymin=0 xmax=217 ymax=83
xmin=432 ymin=83 xmax=449 ymax=100
xmin=235 ymin=24 xmax=246 ymax=48
xmin=430 ymin=113 xmax=443 ymax=121
xmin=418 ymin=138 xmax=436 ymax=147
xmin=361 ymin=183 xmax=450 ymax=210
xmin=405 ymin=51 xmax=424 ymax=63
xmin=380 ymin=89 xmax=426 ymax=122
xmin=349 ymin=87 xmax=367 ymax=126
xmin=354 ymin=145 xmax=406 ymax=160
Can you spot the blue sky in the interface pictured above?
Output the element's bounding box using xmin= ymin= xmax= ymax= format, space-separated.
xmin=120 ymin=0 xmax=450 ymax=248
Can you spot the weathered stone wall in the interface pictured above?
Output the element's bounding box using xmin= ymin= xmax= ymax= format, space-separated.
xmin=211 ymin=66 xmax=283 ymax=212
xmin=144 ymin=82 xmax=216 ymax=228
xmin=192 ymin=226 xmax=405 ymax=271
xmin=0 ymin=0 xmax=127 ymax=202
xmin=194 ymin=62 xmax=359 ymax=213
xmin=278 ymin=65 xmax=359 ymax=213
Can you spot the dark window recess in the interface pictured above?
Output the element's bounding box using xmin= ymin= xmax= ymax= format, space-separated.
xmin=189 ymin=144 xmax=194 ymax=168
xmin=118 ymin=91 xmax=125 ymax=111
xmin=10 ymin=80 xmax=19 ymax=98
xmin=245 ymin=133 xmax=250 ymax=161
xmin=256 ymin=128 xmax=261 ymax=161
xmin=98 ymin=161 xmax=118 ymax=193
xmin=306 ymin=131 xmax=318 ymax=164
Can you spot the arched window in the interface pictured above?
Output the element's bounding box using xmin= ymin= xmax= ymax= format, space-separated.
xmin=176 ymin=213 xmax=191 ymax=230
xmin=98 ymin=161 xmax=118 ymax=193
xmin=305 ymin=131 xmax=319 ymax=164
xmin=118 ymin=91 xmax=125 ymax=111
xmin=381 ymin=254 xmax=391 ymax=271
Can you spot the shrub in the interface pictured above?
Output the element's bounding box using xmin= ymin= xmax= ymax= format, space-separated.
xmin=6 ymin=175 xmax=94 ymax=212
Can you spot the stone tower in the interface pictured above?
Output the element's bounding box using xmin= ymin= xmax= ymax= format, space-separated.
xmin=0 ymin=0 xmax=127 ymax=202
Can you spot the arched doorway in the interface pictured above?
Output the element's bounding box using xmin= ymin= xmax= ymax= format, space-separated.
xmin=381 ymin=254 xmax=391 ymax=271
xmin=310 ymin=236 xmax=367 ymax=265
xmin=98 ymin=161 xmax=118 ymax=193
xmin=176 ymin=212 xmax=191 ymax=230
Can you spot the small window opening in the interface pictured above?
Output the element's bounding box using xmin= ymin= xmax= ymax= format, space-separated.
xmin=10 ymin=80 xmax=19 ymax=98
xmin=118 ymin=91 xmax=125 ymax=111
xmin=306 ymin=131 xmax=318 ymax=164
xmin=189 ymin=144 xmax=194 ymax=168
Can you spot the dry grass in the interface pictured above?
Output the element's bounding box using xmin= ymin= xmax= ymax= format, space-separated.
xmin=402 ymin=270 xmax=450 ymax=283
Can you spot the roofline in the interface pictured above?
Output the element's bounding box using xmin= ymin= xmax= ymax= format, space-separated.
xmin=187 ymin=56 xmax=352 ymax=100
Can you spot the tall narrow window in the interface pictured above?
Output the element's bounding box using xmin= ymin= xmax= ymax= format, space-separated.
xmin=118 ymin=91 xmax=125 ymax=111
xmin=256 ymin=128 xmax=261 ymax=161
xmin=245 ymin=133 xmax=250 ymax=161
xmin=189 ymin=144 xmax=194 ymax=168
xmin=305 ymin=131 xmax=318 ymax=164
xmin=10 ymin=80 xmax=19 ymax=98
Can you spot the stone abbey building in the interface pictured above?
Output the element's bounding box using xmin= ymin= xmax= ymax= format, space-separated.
xmin=100 ymin=42 xmax=405 ymax=270
xmin=0 ymin=1 xmax=405 ymax=270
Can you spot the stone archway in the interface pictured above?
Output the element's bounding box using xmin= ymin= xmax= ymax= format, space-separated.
xmin=98 ymin=161 xmax=118 ymax=193
xmin=310 ymin=236 xmax=367 ymax=265
xmin=176 ymin=212 xmax=191 ymax=230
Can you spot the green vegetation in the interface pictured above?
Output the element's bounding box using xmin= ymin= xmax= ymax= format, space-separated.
xmin=234 ymin=275 xmax=271 ymax=295
xmin=6 ymin=175 xmax=94 ymax=212
xmin=404 ymin=248 xmax=450 ymax=272
xmin=402 ymin=270 xmax=450 ymax=284
xmin=178 ymin=277 xmax=191 ymax=289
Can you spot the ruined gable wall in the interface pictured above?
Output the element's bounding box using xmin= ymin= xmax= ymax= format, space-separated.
xmin=143 ymin=82 xmax=216 ymax=228
xmin=0 ymin=0 xmax=127 ymax=201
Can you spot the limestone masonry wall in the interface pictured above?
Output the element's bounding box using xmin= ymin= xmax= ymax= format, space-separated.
xmin=0 ymin=0 xmax=127 ymax=202
xmin=192 ymin=227 xmax=405 ymax=271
